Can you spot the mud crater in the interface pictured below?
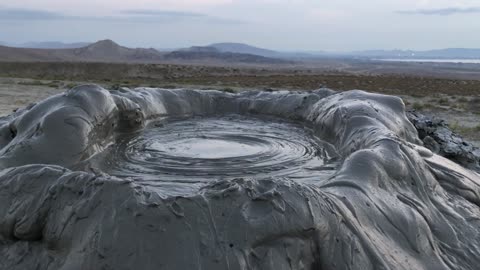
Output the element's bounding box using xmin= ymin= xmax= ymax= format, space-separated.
xmin=96 ymin=114 xmax=337 ymax=182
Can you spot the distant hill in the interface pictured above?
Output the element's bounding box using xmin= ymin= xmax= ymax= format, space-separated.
xmin=0 ymin=40 xmax=291 ymax=64
xmin=164 ymin=46 xmax=292 ymax=64
xmin=3 ymin=39 xmax=480 ymax=61
xmin=207 ymin=43 xmax=480 ymax=59
xmin=419 ymin=48 xmax=480 ymax=59
xmin=71 ymin=40 xmax=164 ymax=61
xmin=16 ymin=41 xmax=91 ymax=49
xmin=209 ymin=42 xmax=279 ymax=57
xmin=178 ymin=46 xmax=221 ymax=53
xmin=207 ymin=42 xmax=328 ymax=59
xmin=165 ymin=43 xmax=480 ymax=60
xmin=350 ymin=48 xmax=480 ymax=59
xmin=0 ymin=40 xmax=165 ymax=62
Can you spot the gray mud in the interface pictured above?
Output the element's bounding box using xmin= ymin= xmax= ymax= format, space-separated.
xmin=1 ymin=86 xmax=480 ymax=270
xmin=91 ymin=114 xmax=336 ymax=186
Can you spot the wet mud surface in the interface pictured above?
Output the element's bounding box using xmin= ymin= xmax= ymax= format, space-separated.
xmin=1 ymin=86 xmax=480 ymax=270
xmin=96 ymin=114 xmax=335 ymax=183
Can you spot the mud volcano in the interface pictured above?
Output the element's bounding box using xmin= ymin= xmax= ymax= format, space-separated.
xmin=1 ymin=85 xmax=480 ymax=270
xmin=96 ymin=114 xmax=334 ymax=184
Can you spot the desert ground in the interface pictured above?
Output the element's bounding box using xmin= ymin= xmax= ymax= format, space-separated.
xmin=0 ymin=60 xmax=479 ymax=146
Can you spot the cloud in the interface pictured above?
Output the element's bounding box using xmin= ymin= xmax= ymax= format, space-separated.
xmin=0 ymin=8 xmax=66 ymax=20
xmin=121 ymin=9 xmax=244 ymax=24
xmin=397 ymin=7 xmax=480 ymax=15
xmin=0 ymin=7 xmax=245 ymax=24
xmin=122 ymin=9 xmax=206 ymax=18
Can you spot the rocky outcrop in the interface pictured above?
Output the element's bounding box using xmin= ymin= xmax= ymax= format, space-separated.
xmin=408 ymin=111 xmax=480 ymax=172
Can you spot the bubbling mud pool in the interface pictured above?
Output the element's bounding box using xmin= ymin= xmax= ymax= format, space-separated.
xmin=92 ymin=114 xmax=337 ymax=183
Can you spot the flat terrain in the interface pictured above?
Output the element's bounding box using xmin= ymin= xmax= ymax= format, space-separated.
xmin=0 ymin=60 xmax=479 ymax=146
xmin=0 ymin=78 xmax=64 ymax=116
xmin=1 ymin=61 xmax=480 ymax=95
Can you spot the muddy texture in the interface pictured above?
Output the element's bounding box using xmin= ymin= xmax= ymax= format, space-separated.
xmin=0 ymin=86 xmax=480 ymax=270
xmin=90 ymin=114 xmax=336 ymax=186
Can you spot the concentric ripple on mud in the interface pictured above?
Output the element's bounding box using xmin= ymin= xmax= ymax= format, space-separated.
xmin=97 ymin=114 xmax=337 ymax=182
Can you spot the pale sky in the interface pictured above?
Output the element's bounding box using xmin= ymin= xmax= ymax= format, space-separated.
xmin=0 ymin=0 xmax=479 ymax=51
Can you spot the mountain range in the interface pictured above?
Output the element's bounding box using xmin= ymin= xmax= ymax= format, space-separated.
xmin=348 ymin=48 xmax=480 ymax=59
xmin=0 ymin=40 xmax=164 ymax=62
xmin=163 ymin=45 xmax=292 ymax=64
xmin=208 ymin=43 xmax=280 ymax=57
xmin=1 ymin=39 xmax=480 ymax=62
xmin=192 ymin=43 xmax=480 ymax=59
xmin=0 ymin=40 xmax=291 ymax=64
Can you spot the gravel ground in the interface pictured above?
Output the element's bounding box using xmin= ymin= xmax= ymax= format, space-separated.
xmin=0 ymin=78 xmax=64 ymax=116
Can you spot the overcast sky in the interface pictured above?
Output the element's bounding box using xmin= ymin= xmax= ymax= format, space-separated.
xmin=0 ymin=0 xmax=479 ymax=51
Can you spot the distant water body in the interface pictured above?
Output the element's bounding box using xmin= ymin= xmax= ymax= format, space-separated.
xmin=377 ymin=58 xmax=480 ymax=64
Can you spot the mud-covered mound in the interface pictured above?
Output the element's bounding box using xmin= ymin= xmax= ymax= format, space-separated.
xmin=0 ymin=86 xmax=479 ymax=270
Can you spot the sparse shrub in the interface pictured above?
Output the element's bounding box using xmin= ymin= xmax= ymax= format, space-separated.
xmin=468 ymin=97 xmax=480 ymax=113
xmin=423 ymin=103 xmax=434 ymax=109
xmin=449 ymin=121 xmax=461 ymax=132
xmin=457 ymin=103 xmax=467 ymax=110
xmin=18 ymin=80 xmax=44 ymax=86
xmin=65 ymin=83 xmax=78 ymax=89
xmin=14 ymin=99 xmax=28 ymax=105
xmin=437 ymin=97 xmax=449 ymax=105
xmin=44 ymin=80 xmax=61 ymax=88
xmin=470 ymin=97 xmax=480 ymax=103
xmin=412 ymin=102 xmax=424 ymax=110
xmin=410 ymin=93 xmax=424 ymax=98
xmin=449 ymin=122 xmax=480 ymax=135
xmin=458 ymin=97 xmax=469 ymax=103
